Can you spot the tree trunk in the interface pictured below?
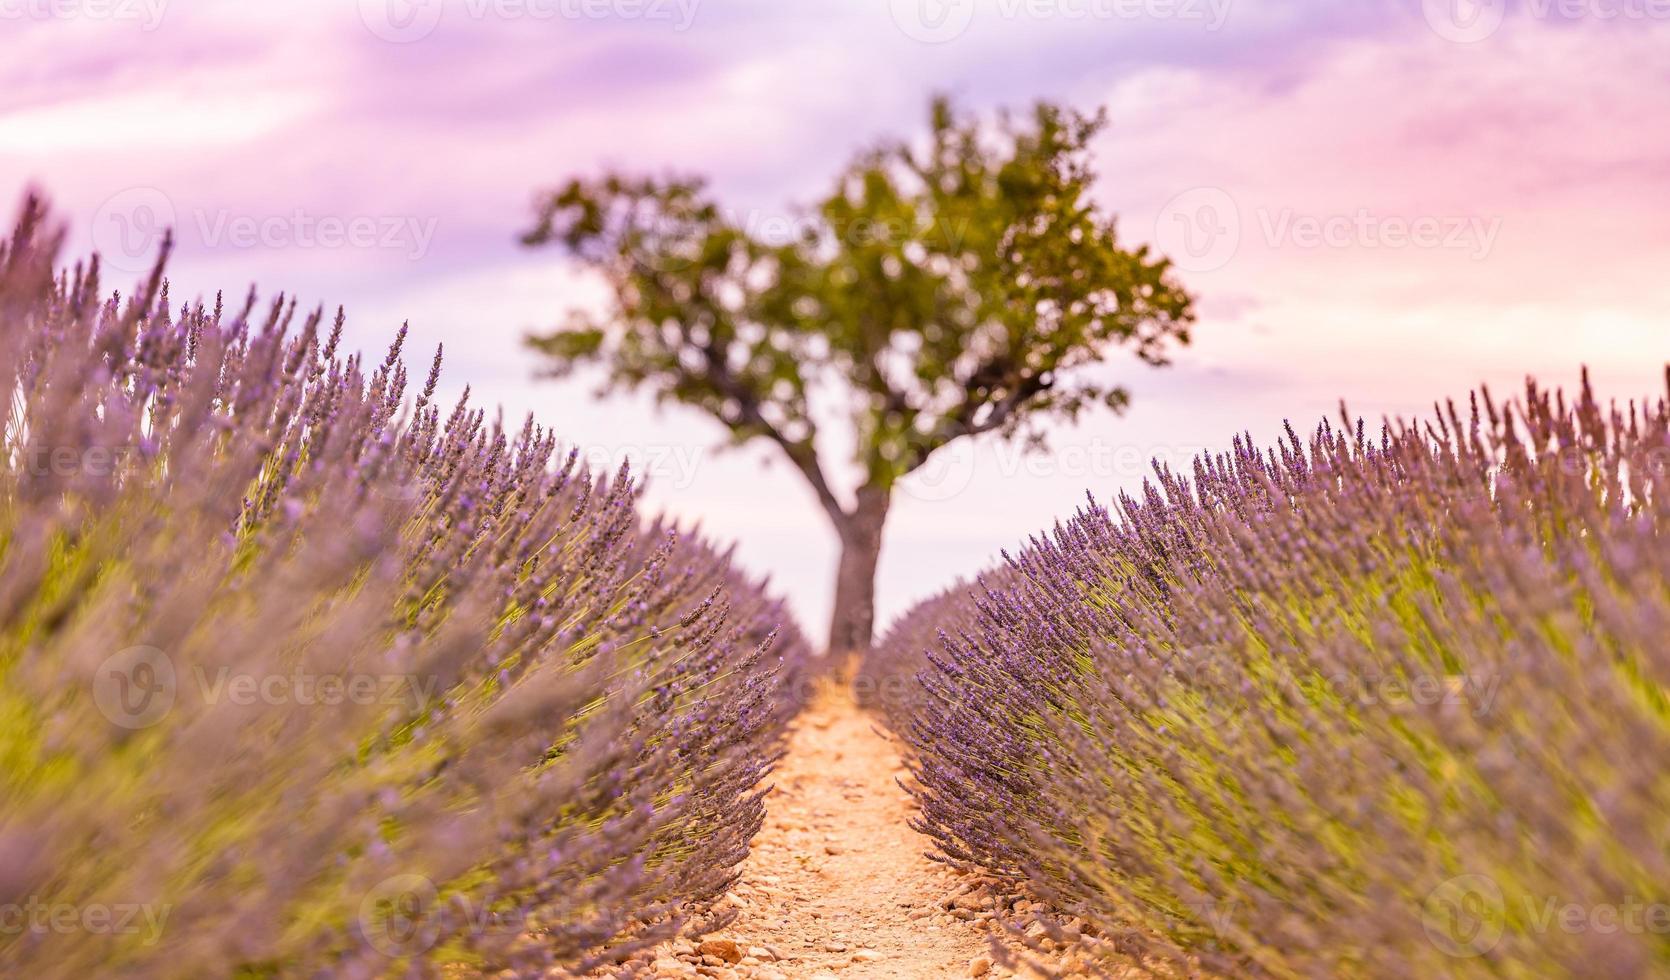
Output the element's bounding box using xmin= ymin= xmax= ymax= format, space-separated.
xmin=826 ymin=483 xmax=890 ymax=666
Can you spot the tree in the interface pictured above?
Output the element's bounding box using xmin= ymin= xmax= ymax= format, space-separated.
xmin=523 ymin=98 xmax=1195 ymax=659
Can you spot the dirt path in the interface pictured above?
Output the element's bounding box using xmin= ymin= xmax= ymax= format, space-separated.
xmin=638 ymin=682 xmax=1029 ymax=979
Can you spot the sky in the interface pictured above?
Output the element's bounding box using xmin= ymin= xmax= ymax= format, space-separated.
xmin=2 ymin=0 xmax=1668 ymax=640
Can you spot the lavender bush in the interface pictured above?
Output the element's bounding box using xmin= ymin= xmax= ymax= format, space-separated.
xmin=0 ymin=197 xmax=809 ymax=978
xmin=866 ymin=370 xmax=1670 ymax=977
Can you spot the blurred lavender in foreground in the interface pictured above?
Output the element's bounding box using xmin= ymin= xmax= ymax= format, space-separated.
xmin=0 ymin=196 xmax=809 ymax=978
xmin=866 ymin=367 xmax=1670 ymax=978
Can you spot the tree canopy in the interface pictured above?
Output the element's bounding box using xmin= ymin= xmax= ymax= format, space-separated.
xmin=524 ymin=98 xmax=1195 ymax=531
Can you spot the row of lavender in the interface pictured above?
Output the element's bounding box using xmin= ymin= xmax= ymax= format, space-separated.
xmin=0 ymin=199 xmax=809 ymax=978
xmin=864 ymin=372 xmax=1670 ymax=977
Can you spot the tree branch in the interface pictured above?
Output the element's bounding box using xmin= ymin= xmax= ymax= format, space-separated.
xmin=899 ymin=370 xmax=1054 ymax=476
xmin=696 ymin=342 xmax=849 ymax=528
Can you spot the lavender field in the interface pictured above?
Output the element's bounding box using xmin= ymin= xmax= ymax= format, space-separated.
xmin=6 ymin=188 xmax=1667 ymax=977
xmin=0 ymin=201 xmax=810 ymax=977
xmin=5 ymin=5 xmax=1670 ymax=978
xmin=865 ymin=370 xmax=1670 ymax=977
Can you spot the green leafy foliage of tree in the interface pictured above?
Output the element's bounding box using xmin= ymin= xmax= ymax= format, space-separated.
xmin=524 ymin=98 xmax=1195 ymax=656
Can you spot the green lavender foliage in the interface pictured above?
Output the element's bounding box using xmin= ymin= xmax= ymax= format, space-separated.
xmin=866 ymin=371 xmax=1670 ymax=979
xmin=0 ymin=198 xmax=809 ymax=978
